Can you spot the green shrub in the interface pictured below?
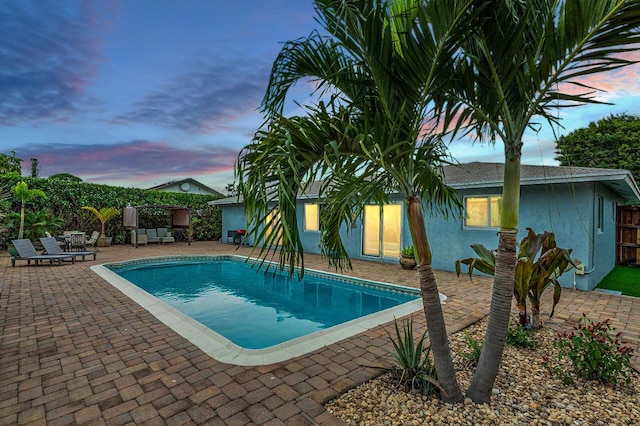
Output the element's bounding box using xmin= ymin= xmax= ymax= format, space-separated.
xmin=461 ymin=331 xmax=482 ymax=366
xmin=543 ymin=314 xmax=635 ymax=385
xmin=506 ymin=318 xmax=539 ymax=349
xmin=386 ymin=317 xmax=439 ymax=395
xmin=0 ymin=175 xmax=222 ymax=245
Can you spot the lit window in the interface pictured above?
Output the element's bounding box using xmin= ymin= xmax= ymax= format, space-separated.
xmin=597 ymin=196 xmax=604 ymax=232
xmin=464 ymin=196 xmax=502 ymax=228
xmin=304 ymin=204 xmax=320 ymax=231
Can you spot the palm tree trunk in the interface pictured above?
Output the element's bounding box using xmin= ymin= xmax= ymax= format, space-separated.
xmin=407 ymin=197 xmax=462 ymax=403
xmin=466 ymin=229 xmax=517 ymax=403
xmin=466 ymin=154 xmax=521 ymax=403
xmin=18 ymin=202 xmax=25 ymax=239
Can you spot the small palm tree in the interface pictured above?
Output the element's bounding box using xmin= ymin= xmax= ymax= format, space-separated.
xmin=82 ymin=206 xmax=120 ymax=238
xmin=11 ymin=181 xmax=46 ymax=239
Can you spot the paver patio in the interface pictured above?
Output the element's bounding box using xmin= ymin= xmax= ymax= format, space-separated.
xmin=1 ymin=241 xmax=638 ymax=425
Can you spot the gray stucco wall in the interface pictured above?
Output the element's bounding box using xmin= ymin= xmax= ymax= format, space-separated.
xmin=219 ymin=181 xmax=622 ymax=291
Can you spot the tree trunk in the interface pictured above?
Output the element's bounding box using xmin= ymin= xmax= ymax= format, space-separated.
xmin=18 ymin=202 xmax=25 ymax=239
xmin=466 ymin=229 xmax=517 ymax=403
xmin=407 ymin=196 xmax=463 ymax=403
xmin=466 ymin=152 xmax=521 ymax=403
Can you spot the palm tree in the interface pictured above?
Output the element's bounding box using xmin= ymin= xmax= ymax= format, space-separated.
xmin=82 ymin=206 xmax=120 ymax=238
xmin=11 ymin=181 xmax=46 ymax=239
xmin=450 ymin=0 xmax=640 ymax=403
xmin=238 ymin=0 xmax=477 ymax=402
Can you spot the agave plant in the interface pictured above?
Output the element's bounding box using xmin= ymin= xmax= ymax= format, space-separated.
xmin=456 ymin=228 xmax=576 ymax=329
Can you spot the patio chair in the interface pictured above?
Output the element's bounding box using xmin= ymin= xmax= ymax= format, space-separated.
xmin=146 ymin=228 xmax=160 ymax=243
xmin=69 ymin=232 xmax=87 ymax=251
xmin=157 ymin=228 xmax=175 ymax=244
xmin=10 ymin=239 xmax=75 ymax=267
xmin=131 ymin=229 xmax=147 ymax=246
xmin=40 ymin=237 xmax=96 ymax=262
xmin=85 ymin=231 xmax=100 ymax=251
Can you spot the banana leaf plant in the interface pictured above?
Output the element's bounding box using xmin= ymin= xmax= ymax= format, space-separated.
xmin=456 ymin=228 xmax=576 ymax=328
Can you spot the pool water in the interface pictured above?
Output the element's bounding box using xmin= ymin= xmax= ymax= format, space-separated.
xmin=109 ymin=258 xmax=418 ymax=349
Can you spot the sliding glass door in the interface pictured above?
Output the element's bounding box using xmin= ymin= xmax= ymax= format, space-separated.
xmin=362 ymin=204 xmax=401 ymax=258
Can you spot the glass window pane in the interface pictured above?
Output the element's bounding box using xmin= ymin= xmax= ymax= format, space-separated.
xmin=363 ymin=205 xmax=380 ymax=256
xmin=304 ymin=204 xmax=319 ymax=231
xmin=265 ymin=210 xmax=282 ymax=245
xmin=382 ymin=205 xmax=401 ymax=257
xmin=490 ymin=196 xmax=502 ymax=227
xmin=465 ymin=197 xmax=488 ymax=227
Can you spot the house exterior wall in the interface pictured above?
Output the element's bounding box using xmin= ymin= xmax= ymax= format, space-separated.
xmin=219 ymin=181 xmax=623 ymax=291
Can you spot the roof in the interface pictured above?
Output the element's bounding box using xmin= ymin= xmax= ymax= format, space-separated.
xmin=443 ymin=162 xmax=640 ymax=201
xmin=209 ymin=162 xmax=640 ymax=205
xmin=148 ymin=178 xmax=223 ymax=196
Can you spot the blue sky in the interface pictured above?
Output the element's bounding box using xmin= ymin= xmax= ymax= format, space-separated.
xmin=2 ymin=1 xmax=639 ymax=193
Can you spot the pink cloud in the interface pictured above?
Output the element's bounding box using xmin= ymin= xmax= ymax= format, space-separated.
xmin=16 ymin=140 xmax=238 ymax=186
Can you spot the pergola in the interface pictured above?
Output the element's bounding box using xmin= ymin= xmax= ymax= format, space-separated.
xmin=122 ymin=204 xmax=192 ymax=247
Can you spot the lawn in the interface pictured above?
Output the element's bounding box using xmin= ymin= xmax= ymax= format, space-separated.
xmin=596 ymin=266 xmax=640 ymax=297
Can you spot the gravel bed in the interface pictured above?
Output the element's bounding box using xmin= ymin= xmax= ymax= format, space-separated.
xmin=326 ymin=318 xmax=639 ymax=425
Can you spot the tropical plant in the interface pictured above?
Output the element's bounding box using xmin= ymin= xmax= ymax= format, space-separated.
xmin=5 ymin=209 xmax=64 ymax=240
xmin=461 ymin=331 xmax=482 ymax=367
xmin=0 ymin=185 xmax=10 ymax=240
xmin=505 ymin=318 xmax=539 ymax=349
xmin=449 ymin=0 xmax=640 ymax=403
xmin=385 ymin=317 xmax=440 ymax=395
xmin=456 ymin=228 xmax=575 ymax=329
xmin=81 ymin=206 xmax=120 ymax=237
xmin=0 ymin=151 xmax=22 ymax=175
xmin=543 ymin=314 xmax=635 ymax=385
xmin=237 ymin=0 xmax=475 ymax=401
xmin=400 ymin=245 xmax=415 ymax=257
xmin=11 ymin=180 xmax=46 ymax=239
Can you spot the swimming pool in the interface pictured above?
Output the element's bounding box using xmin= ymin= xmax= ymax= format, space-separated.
xmin=92 ymin=255 xmax=427 ymax=365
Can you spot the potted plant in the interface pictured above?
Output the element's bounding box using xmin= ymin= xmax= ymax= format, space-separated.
xmin=82 ymin=206 xmax=120 ymax=247
xmin=399 ymin=244 xmax=417 ymax=270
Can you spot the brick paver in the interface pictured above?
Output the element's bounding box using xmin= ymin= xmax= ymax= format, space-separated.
xmin=1 ymin=241 xmax=638 ymax=425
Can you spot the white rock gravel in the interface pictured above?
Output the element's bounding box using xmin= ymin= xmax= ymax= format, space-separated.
xmin=326 ymin=318 xmax=639 ymax=425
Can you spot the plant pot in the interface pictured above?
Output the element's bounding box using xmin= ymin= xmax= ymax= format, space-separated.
xmin=98 ymin=236 xmax=112 ymax=247
xmin=400 ymin=255 xmax=417 ymax=270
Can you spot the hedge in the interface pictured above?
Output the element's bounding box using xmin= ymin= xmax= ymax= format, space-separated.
xmin=0 ymin=174 xmax=223 ymax=247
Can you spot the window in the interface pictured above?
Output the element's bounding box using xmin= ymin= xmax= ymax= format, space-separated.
xmin=304 ymin=203 xmax=320 ymax=231
xmin=265 ymin=210 xmax=282 ymax=245
xmin=464 ymin=196 xmax=501 ymax=228
xmin=597 ymin=196 xmax=604 ymax=233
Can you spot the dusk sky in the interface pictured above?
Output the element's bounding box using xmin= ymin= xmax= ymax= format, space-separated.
xmin=2 ymin=1 xmax=639 ymax=193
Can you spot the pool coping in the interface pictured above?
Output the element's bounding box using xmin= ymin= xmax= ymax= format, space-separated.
xmin=91 ymin=254 xmax=434 ymax=366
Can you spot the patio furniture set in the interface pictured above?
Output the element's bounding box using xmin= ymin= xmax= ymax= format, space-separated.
xmin=10 ymin=237 xmax=97 ymax=267
xmin=130 ymin=227 xmax=175 ymax=246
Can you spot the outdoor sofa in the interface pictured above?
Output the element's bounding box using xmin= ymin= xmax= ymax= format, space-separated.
xmin=132 ymin=228 xmax=175 ymax=245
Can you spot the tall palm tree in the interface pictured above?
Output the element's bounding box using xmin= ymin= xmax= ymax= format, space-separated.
xmin=238 ymin=0 xmax=478 ymax=402
xmin=450 ymin=0 xmax=640 ymax=403
xmin=11 ymin=181 xmax=46 ymax=239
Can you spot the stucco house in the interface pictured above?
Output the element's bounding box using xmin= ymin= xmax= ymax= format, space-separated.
xmin=210 ymin=162 xmax=640 ymax=291
xmin=149 ymin=178 xmax=223 ymax=196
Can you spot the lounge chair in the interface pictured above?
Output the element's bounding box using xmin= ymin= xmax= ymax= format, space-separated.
xmin=40 ymin=237 xmax=96 ymax=262
xmin=11 ymin=239 xmax=75 ymax=267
